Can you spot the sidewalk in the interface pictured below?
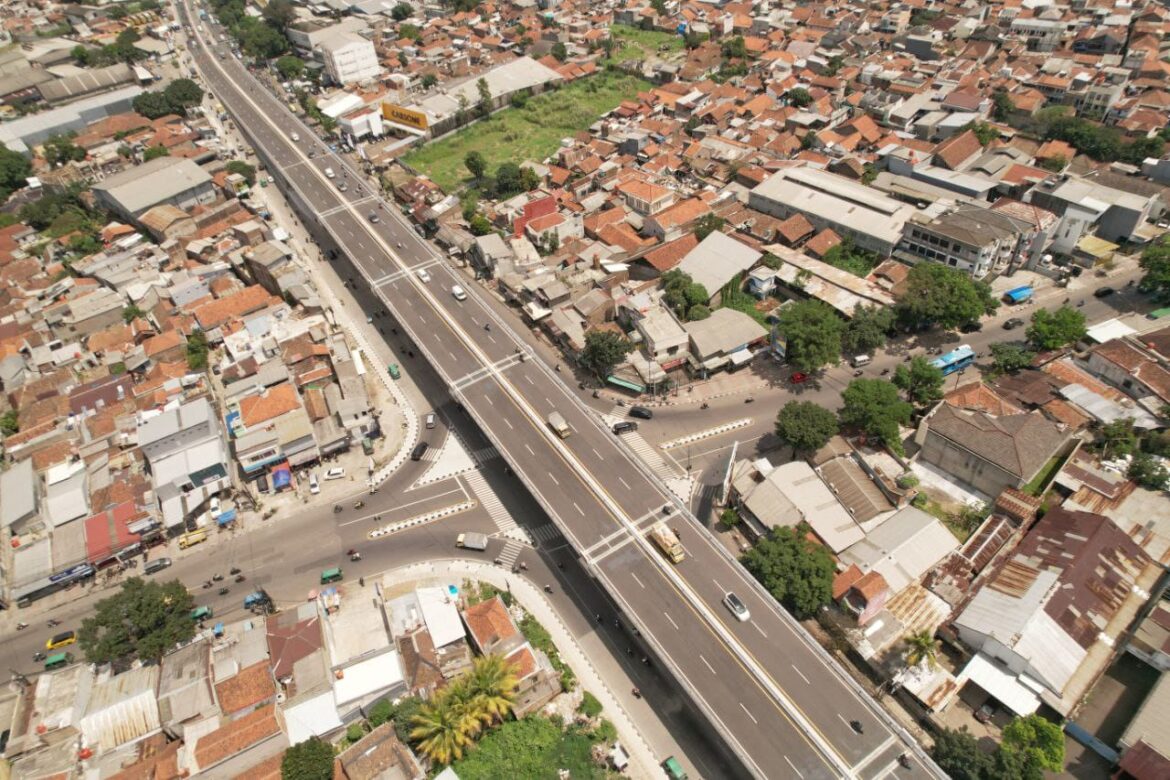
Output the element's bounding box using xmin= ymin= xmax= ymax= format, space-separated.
xmin=384 ymin=559 xmax=673 ymax=780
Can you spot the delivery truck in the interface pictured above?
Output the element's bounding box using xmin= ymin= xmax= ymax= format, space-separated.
xmin=649 ymin=523 xmax=684 ymax=564
xmin=456 ymin=532 xmax=489 ymax=551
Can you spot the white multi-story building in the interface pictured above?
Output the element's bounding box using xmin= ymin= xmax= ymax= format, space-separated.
xmin=320 ymin=32 xmax=380 ymax=86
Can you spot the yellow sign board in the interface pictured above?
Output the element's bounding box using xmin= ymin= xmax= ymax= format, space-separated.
xmin=381 ymin=102 xmax=428 ymax=130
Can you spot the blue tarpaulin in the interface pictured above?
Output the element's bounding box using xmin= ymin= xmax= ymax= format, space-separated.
xmin=216 ymin=509 xmax=237 ymax=526
xmin=1004 ymin=286 xmax=1033 ymax=303
xmin=272 ymin=465 xmax=291 ymax=489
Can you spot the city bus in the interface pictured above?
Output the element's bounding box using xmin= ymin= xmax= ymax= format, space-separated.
xmin=930 ymin=344 xmax=976 ymax=376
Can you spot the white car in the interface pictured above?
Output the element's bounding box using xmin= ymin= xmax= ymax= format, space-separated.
xmin=309 ymin=472 xmax=320 ymax=494
xmin=425 ymin=413 xmax=436 ymax=429
xmin=291 ymin=132 xmax=300 ymax=142
xmin=323 ymin=467 xmax=346 ymax=480
xmin=324 ymin=167 xmax=336 ymax=179
xmin=417 ymin=268 xmax=431 ymax=283
xmin=723 ymin=592 xmax=751 ymax=622
xmin=451 ymin=285 xmax=467 ymax=301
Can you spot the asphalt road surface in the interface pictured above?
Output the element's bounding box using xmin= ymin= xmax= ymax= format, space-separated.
xmin=177 ymin=4 xmax=939 ymax=776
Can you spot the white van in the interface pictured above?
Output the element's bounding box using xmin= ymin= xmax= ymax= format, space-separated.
xmin=309 ymin=472 xmax=320 ymax=494
xmin=324 ymin=167 xmax=336 ymax=179
xmin=851 ymin=355 xmax=872 ymax=368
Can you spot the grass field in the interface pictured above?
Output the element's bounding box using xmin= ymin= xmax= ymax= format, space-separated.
xmin=605 ymin=23 xmax=684 ymax=64
xmin=401 ymin=71 xmax=652 ymax=192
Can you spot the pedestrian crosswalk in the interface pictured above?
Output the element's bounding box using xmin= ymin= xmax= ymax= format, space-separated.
xmin=472 ymin=446 xmax=500 ymax=465
xmin=529 ymin=523 xmax=561 ymax=544
xmin=497 ymin=539 xmax=524 ymax=569
xmin=463 ymin=470 xmax=517 ymax=534
xmin=621 ymin=431 xmax=683 ymax=480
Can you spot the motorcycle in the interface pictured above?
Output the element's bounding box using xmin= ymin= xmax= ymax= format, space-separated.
xmin=898 ymin=753 xmax=912 ymax=770
xmin=33 ymin=651 xmax=46 ymax=662
xmin=47 ymin=618 xmax=60 ymax=628
xmin=354 ymin=500 xmax=364 ymax=510
xmin=632 ymin=688 xmax=642 ymax=699
xmin=212 ymin=573 xmax=224 ymax=582
xmin=235 ymin=574 xmax=246 ymax=583
xmin=701 ymin=402 xmax=709 ymax=409
xmin=230 ymin=567 xmax=241 ymax=575
xmin=349 ymin=553 xmax=361 ymax=562
xmin=849 ymin=720 xmax=864 ymax=734
xmin=218 ymin=587 xmax=230 ymax=596
xmin=16 ymin=622 xmax=28 ymax=631
xmin=853 ymin=369 xmax=863 ymax=377
xmin=333 ymin=504 xmax=342 ymax=513
xmin=202 ymin=580 xmax=212 ymax=589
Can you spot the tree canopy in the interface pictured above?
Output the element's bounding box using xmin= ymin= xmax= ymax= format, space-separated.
xmin=579 ymin=330 xmax=633 ymax=379
xmin=775 ymin=401 xmax=838 ymax=456
xmin=226 ymin=160 xmax=256 ymax=185
xmin=42 ymin=134 xmax=87 ymax=167
xmin=1128 ymin=452 xmax=1169 ymax=491
xmin=275 ymin=55 xmax=305 ymax=80
xmin=464 ymin=151 xmax=487 ymax=182
xmin=988 ymin=342 xmax=1034 ymax=374
xmin=786 ymin=87 xmax=813 ymax=107
xmin=931 ymin=727 xmax=997 ymax=780
xmin=777 ymin=300 xmax=844 ymax=372
xmin=661 ymin=269 xmax=710 ymax=322
xmin=163 ymin=79 xmax=204 ymax=111
xmin=1026 ymin=306 xmax=1086 ymax=351
xmin=893 ymin=356 xmax=945 ymax=407
xmin=280 ymin=736 xmax=334 ymax=780
xmin=0 ymin=143 xmax=32 ymax=202
xmin=842 ymin=305 xmax=895 ymax=355
xmin=391 ymin=1 xmax=413 ymax=20
xmin=1138 ymin=237 xmax=1170 ymax=304
xmin=740 ymin=524 xmax=835 ymax=619
xmin=896 ymin=264 xmax=999 ymax=330
xmin=999 ymin=714 xmax=1065 ymax=776
xmin=838 ymin=379 xmax=913 ymax=454
xmin=694 ymin=212 xmax=725 ymax=241
xmin=77 ymin=577 xmax=196 ymax=666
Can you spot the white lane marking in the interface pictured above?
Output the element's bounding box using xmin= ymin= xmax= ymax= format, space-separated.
xmin=753 ymin=622 xmax=768 ymax=639
xmin=792 ymin=665 xmax=810 ymax=685
xmin=664 ymin=613 xmax=679 ymax=630
xmin=739 ymin=702 xmax=758 ymax=724
xmin=700 ymin=655 xmax=716 ymax=675
xmin=618 ymin=477 xmax=631 ymax=490
xmin=485 ymin=333 xmax=496 ymax=344
xmin=448 ymin=351 xmax=458 ymax=361
xmin=503 ymin=418 xmax=513 ymax=430
xmin=524 ymin=443 xmax=535 ymax=455
xmin=630 ymin=572 xmax=645 ymax=589
xmin=592 ymin=447 xmax=602 ymax=458
xmin=783 ymin=756 xmax=805 ymax=779
xmin=549 ymin=473 xmax=559 ymax=486
xmin=337 ymin=486 xmax=463 ymax=526
xmin=573 ymin=502 xmax=584 ymax=516
xmin=483 ymin=395 xmax=494 ymax=406
xmin=524 ymin=375 xmax=534 ymax=385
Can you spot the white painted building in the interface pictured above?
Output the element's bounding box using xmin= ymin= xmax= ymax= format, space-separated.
xmin=319 ymin=32 xmax=380 ymax=86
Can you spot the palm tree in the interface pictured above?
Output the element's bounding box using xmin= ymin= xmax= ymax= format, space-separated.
xmin=465 ymin=654 xmax=519 ymax=724
xmin=409 ymin=690 xmax=478 ymax=765
xmin=903 ymin=630 xmax=940 ymax=669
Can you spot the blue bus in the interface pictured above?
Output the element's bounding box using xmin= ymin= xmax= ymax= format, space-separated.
xmin=931 ymin=344 xmax=976 ymax=376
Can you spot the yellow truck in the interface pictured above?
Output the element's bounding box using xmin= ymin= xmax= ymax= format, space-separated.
xmin=649 ymin=523 xmax=684 ymax=564
xmin=547 ymin=411 xmax=571 ymax=439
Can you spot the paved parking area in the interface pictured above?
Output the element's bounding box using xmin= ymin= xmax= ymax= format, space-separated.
xmin=1063 ymin=654 xmax=1159 ymax=779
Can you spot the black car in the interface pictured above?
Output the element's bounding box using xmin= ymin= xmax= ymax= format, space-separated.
xmin=1093 ymin=286 xmax=1116 ymax=298
xmin=612 ymin=421 xmax=638 ymax=434
xmin=410 ymin=442 xmax=429 ymax=461
xmin=960 ymin=321 xmax=983 ymax=333
xmin=628 ymin=406 xmax=654 ymax=420
xmin=1003 ymin=318 xmax=1025 ymax=330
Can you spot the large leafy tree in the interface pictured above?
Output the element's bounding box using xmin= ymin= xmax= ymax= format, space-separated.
xmin=275 ymin=55 xmax=305 ymax=80
xmin=1026 ymin=306 xmax=1086 ymax=351
xmin=661 ymin=269 xmax=708 ymax=321
xmin=775 ymin=401 xmax=838 ymax=456
xmin=842 ymin=305 xmax=895 ymax=355
xmin=838 ymin=379 xmax=913 ymax=454
xmin=777 ymin=300 xmax=844 ymax=372
xmin=999 ymin=715 xmax=1065 ymax=776
xmin=693 ymin=212 xmax=724 ymax=241
xmin=133 ymin=91 xmax=176 ymax=120
xmin=281 ymin=735 xmax=334 ymax=780
xmin=579 ymin=330 xmax=633 ymax=379
xmin=391 ymin=2 xmax=413 ymax=20
xmin=464 ymin=151 xmax=487 ymax=182
xmin=262 ymin=0 xmax=296 ymax=30
xmin=42 ymin=134 xmax=87 ymax=167
xmin=740 ymin=524 xmax=835 ymax=619
xmin=1128 ymin=452 xmax=1169 ymax=491
xmin=77 ymin=577 xmax=195 ymax=666
xmin=1138 ymin=237 xmax=1170 ymax=304
xmin=931 ymin=727 xmax=996 ymax=780
xmin=896 ymin=264 xmax=998 ymax=330
xmin=0 ymin=143 xmax=32 ymax=201
xmin=163 ymin=78 xmax=204 ymax=111
xmin=893 ymin=356 xmax=945 ymax=406
xmin=988 ymin=342 xmax=1034 ymax=374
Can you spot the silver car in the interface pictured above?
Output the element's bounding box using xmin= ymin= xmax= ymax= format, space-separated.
xmin=723 ymin=592 xmax=751 ymax=622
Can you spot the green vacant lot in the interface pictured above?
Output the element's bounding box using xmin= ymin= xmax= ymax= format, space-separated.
xmin=451 ymin=716 xmax=614 ymax=779
xmin=401 ymin=71 xmax=651 ymax=192
xmin=606 ymin=23 xmax=684 ymax=64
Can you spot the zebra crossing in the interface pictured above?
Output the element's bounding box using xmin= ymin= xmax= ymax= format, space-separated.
xmin=622 ymin=430 xmax=684 ymax=480
xmin=528 ymin=523 xmax=561 ymax=544
xmin=497 ymin=538 xmax=524 ymax=569
xmin=472 ymin=446 xmax=500 ymax=465
xmin=463 ymin=470 xmax=517 ymax=535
